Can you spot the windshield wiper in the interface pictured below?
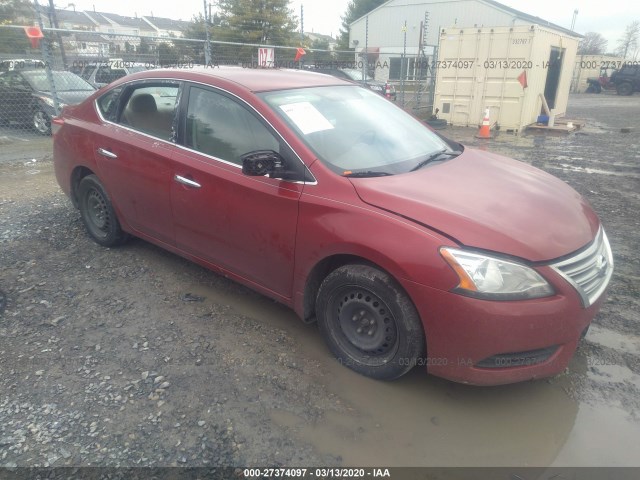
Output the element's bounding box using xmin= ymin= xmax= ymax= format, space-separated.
xmin=344 ymin=170 xmax=393 ymax=178
xmin=410 ymin=149 xmax=461 ymax=172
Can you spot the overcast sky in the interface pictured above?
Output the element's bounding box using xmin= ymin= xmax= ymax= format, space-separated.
xmin=63 ymin=1 xmax=638 ymax=52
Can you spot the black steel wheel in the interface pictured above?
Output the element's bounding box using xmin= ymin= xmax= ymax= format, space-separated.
xmin=33 ymin=110 xmax=51 ymax=135
xmin=316 ymin=264 xmax=425 ymax=380
xmin=77 ymin=174 xmax=129 ymax=247
xmin=616 ymin=82 xmax=633 ymax=96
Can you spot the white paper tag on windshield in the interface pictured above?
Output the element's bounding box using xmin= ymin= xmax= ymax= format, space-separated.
xmin=279 ymin=102 xmax=334 ymax=135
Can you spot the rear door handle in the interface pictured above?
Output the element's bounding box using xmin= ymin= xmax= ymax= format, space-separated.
xmin=174 ymin=175 xmax=201 ymax=188
xmin=97 ymin=147 xmax=117 ymax=159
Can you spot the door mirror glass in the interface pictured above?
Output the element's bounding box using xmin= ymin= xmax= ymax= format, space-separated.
xmin=241 ymin=150 xmax=283 ymax=176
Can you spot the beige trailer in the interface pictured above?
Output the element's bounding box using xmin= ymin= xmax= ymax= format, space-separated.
xmin=433 ymin=25 xmax=579 ymax=133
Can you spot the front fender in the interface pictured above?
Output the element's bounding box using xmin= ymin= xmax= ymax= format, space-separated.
xmin=292 ymin=191 xmax=461 ymax=319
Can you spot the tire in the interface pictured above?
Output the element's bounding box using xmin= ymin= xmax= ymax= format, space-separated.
xmin=316 ymin=264 xmax=425 ymax=380
xmin=33 ymin=110 xmax=51 ymax=135
xmin=426 ymin=118 xmax=448 ymax=130
xmin=616 ymin=82 xmax=633 ymax=96
xmin=77 ymin=175 xmax=129 ymax=247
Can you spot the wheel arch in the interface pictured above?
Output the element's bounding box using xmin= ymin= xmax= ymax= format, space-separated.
xmin=70 ymin=165 xmax=96 ymax=208
xmin=302 ymin=253 xmax=417 ymax=326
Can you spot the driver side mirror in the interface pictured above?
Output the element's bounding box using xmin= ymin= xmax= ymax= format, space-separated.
xmin=241 ymin=150 xmax=287 ymax=178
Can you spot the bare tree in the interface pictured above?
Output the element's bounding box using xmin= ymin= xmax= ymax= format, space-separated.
xmin=578 ymin=32 xmax=608 ymax=55
xmin=615 ymin=21 xmax=640 ymax=59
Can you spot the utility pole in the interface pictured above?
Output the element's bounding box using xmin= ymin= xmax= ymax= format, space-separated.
xmin=571 ymin=9 xmax=579 ymax=31
xmin=48 ymin=0 xmax=68 ymax=68
xmin=203 ymin=0 xmax=211 ymax=65
xmin=300 ymin=5 xmax=304 ymax=68
xmin=401 ymin=20 xmax=407 ymax=107
xmin=34 ymin=0 xmax=61 ymax=114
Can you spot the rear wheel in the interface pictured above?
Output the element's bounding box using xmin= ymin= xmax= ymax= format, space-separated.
xmin=316 ymin=264 xmax=425 ymax=380
xmin=33 ymin=110 xmax=51 ymax=135
xmin=77 ymin=175 xmax=129 ymax=247
xmin=616 ymin=82 xmax=633 ymax=96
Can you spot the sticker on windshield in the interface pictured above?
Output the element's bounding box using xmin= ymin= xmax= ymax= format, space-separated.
xmin=279 ymin=102 xmax=334 ymax=135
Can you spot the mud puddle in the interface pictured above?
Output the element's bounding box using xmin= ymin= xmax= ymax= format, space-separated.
xmin=264 ymin=345 xmax=639 ymax=466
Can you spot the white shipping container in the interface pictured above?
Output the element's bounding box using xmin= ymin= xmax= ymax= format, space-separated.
xmin=433 ymin=25 xmax=579 ymax=132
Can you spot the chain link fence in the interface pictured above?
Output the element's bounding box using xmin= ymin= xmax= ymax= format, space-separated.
xmin=0 ymin=24 xmax=437 ymax=162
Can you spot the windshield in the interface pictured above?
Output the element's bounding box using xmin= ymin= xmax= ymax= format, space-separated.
xmin=22 ymin=71 xmax=95 ymax=92
xmin=259 ymin=86 xmax=451 ymax=175
xmin=128 ymin=65 xmax=148 ymax=74
xmin=341 ymin=68 xmax=374 ymax=82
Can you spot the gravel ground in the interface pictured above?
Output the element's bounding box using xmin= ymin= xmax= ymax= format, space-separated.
xmin=0 ymin=92 xmax=639 ymax=469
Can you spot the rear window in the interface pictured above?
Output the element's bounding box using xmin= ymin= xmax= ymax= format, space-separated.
xmin=96 ymin=87 xmax=123 ymax=121
xmin=619 ymin=66 xmax=639 ymax=76
xmin=95 ymin=66 xmax=127 ymax=84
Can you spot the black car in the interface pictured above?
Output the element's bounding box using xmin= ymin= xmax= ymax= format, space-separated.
xmin=0 ymin=70 xmax=95 ymax=134
xmin=310 ymin=67 xmax=397 ymax=101
xmin=610 ymin=64 xmax=640 ymax=96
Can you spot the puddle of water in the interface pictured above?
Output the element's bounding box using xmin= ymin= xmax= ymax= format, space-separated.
xmin=587 ymin=363 xmax=640 ymax=385
xmin=270 ymin=367 xmax=579 ymax=467
xmin=552 ymin=403 xmax=640 ymax=466
xmin=548 ymin=164 xmax=640 ymax=178
xmin=587 ymin=325 xmax=640 ymax=356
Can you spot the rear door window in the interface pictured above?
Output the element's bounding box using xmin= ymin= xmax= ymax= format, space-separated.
xmin=117 ymin=83 xmax=180 ymax=140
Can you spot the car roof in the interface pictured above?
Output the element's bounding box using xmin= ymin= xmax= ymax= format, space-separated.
xmin=123 ymin=66 xmax=350 ymax=93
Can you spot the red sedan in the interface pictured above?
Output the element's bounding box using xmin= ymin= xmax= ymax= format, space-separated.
xmin=53 ymin=67 xmax=613 ymax=385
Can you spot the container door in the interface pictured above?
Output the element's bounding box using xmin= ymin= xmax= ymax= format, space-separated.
xmin=544 ymin=47 xmax=565 ymax=109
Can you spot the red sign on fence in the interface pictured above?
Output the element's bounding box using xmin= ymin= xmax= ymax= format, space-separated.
xmin=258 ymin=48 xmax=274 ymax=68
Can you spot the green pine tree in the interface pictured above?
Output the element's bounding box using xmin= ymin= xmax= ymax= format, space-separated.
xmin=216 ymin=0 xmax=298 ymax=46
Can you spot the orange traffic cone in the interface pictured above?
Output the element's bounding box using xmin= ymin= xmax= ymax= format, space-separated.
xmin=475 ymin=107 xmax=492 ymax=139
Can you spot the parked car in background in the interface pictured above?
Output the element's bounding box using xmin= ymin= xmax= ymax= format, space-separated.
xmin=0 ymin=70 xmax=95 ymax=134
xmin=309 ymin=66 xmax=397 ymax=101
xmin=53 ymin=67 xmax=612 ymax=385
xmin=0 ymin=58 xmax=46 ymax=73
xmin=610 ymin=64 xmax=640 ymax=95
xmin=73 ymin=60 xmax=150 ymax=88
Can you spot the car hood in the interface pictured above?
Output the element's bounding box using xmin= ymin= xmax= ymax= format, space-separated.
xmin=350 ymin=148 xmax=600 ymax=262
xmin=36 ymin=90 xmax=94 ymax=106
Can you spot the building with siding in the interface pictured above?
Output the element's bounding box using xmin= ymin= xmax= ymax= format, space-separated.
xmin=349 ymin=0 xmax=579 ymax=82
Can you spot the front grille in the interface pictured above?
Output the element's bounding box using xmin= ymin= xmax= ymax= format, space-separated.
xmin=551 ymin=227 xmax=613 ymax=307
xmin=476 ymin=346 xmax=558 ymax=369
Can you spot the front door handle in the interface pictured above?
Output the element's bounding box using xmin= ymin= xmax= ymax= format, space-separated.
xmin=97 ymin=147 xmax=118 ymax=159
xmin=174 ymin=175 xmax=201 ymax=188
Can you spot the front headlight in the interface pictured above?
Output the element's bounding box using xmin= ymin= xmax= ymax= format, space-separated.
xmin=37 ymin=96 xmax=66 ymax=109
xmin=440 ymin=247 xmax=554 ymax=300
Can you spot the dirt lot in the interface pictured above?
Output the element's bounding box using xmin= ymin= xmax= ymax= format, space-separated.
xmin=1 ymin=92 xmax=639 ymax=470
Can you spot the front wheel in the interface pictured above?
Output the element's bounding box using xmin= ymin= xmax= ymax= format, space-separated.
xmin=316 ymin=264 xmax=425 ymax=380
xmin=33 ymin=110 xmax=51 ymax=135
xmin=77 ymin=174 xmax=129 ymax=247
xmin=616 ymin=82 xmax=633 ymax=96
